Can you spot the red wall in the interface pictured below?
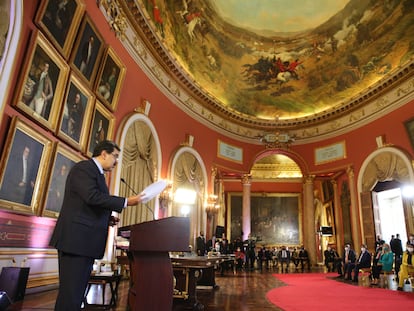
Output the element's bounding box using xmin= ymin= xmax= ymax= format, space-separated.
xmin=1 ymin=2 xmax=414 ymax=206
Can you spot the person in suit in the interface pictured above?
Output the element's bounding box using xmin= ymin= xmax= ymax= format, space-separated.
xmin=298 ymin=245 xmax=311 ymax=271
xmin=390 ymin=233 xmax=403 ymax=275
xmin=0 ymin=144 xmax=37 ymax=205
xmin=79 ymin=35 xmax=95 ymax=75
xmin=49 ymin=140 xmax=144 ymax=310
xmin=278 ymin=246 xmax=291 ymax=273
xmin=347 ymin=244 xmax=372 ymax=282
xmin=195 ymin=231 xmax=206 ymax=256
xmin=324 ymin=246 xmax=337 ymax=272
xmin=28 ymin=61 xmax=54 ymax=119
xmin=341 ymin=243 xmax=356 ymax=278
xmin=243 ymin=234 xmax=256 ymax=271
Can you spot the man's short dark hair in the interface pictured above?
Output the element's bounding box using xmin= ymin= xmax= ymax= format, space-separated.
xmin=92 ymin=140 xmax=120 ymax=157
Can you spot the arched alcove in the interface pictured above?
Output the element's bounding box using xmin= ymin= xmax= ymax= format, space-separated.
xmin=169 ymin=146 xmax=208 ymax=246
xmin=0 ymin=0 xmax=22 ymax=114
xmin=114 ymin=113 xmax=162 ymax=226
xmin=358 ymin=146 xmax=414 ymax=248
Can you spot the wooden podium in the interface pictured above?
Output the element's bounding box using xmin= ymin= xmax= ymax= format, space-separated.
xmin=127 ymin=217 xmax=190 ymax=310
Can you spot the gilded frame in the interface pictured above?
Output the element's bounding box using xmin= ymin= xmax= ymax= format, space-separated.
xmin=86 ymin=100 xmax=114 ymax=156
xmin=95 ymin=46 xmax=126 ymax=112
xmin=14 ymin=30 xmax=69 ymax=132
xmin=35 ymin=0 xmax=85 ymax=59
xmin=227 ymin=192 xmax=302 ymax=246
xmin=70 ymin=14 xmax=105 ymax=86
xmin=57 ymin=73 xmax=94 ymax=152
xmin=0 ymin=117 xmax=53 ymax=214
xmin=42 ymin=143 xmax=85 ymax=218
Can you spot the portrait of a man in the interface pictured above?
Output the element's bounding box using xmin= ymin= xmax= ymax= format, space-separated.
xmin=0 ymin=129 xmax=43 ymax=206
xmin=41 ymin=0 xmax=78 ymax=48
xmin=21 ymin=45 xmax=59 ymax=121
xmin=45 ymin=153 xmax=76 ymax=213
xmin=72 ymin=17 xmax=103 ymax=83
xmin=89 ymin=112 xmax=109 ymax=154
xmin=61 ymin=83 xmax=86 ymax=142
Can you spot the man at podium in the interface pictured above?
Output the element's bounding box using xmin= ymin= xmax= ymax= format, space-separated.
xmin=49 ymin=140 xmax=145 ymax=310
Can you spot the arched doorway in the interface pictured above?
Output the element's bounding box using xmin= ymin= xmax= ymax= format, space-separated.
xmin=358 ymin=146 xmax=414 ymax=250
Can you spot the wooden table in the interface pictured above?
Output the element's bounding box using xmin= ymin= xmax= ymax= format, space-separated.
xmin=171 ymin=255 xmax=234 ymax=310
xmin=84 ymin=272 xmax=122 ymax=308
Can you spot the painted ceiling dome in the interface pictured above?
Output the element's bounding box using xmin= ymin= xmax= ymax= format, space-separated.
xmin=105 ymin=0 xmax=414 ymax=143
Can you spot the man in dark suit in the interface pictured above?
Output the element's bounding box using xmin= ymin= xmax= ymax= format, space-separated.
xmin=347 ymin=244 xmax=372 ymax=282
xmin=49 ymin=140 xmax=144 ymax=310
xmin=390 ymin=233 xmax=403 ymax=275
xmin=196 ymin=231 xmax=206 ymax=256
xmin=341 ymin=243 xmax=356 ymax=278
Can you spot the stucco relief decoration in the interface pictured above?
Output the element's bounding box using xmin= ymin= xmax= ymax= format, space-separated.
xmin=0 ymin=0 xmax=10 ymax=66
xmin=99 ymin=0 xmax=127 ymax=40
xmin=362 ymin=152 xmax=410 ymax=191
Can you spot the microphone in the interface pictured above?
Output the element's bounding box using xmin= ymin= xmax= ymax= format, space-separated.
xmin=120 ymin=178 xmax=154 ymax=220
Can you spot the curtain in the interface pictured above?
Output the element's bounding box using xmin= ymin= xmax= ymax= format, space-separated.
xmin=119 ymin=121 xmax=157 ymax=226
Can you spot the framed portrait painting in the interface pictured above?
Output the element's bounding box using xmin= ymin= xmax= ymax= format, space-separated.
xmin=35 ymin=0 xmax=85 ymax=59
xmin=57 ymin=73 xmax=94 ymax=151
xmin=95 ymin=46 xmax=126 ymax=111
xmin=14 ymin=30 xmax=69 ymax=132
xmin=70 ymin=14 xmax=105 ymax=86
xmin=42 ymin=143 xmax=85 ymax=218
xmin=0 ymin=117 xmax=53 ymax=214
xmin=87 ymin=100 xmax=114 ymax=156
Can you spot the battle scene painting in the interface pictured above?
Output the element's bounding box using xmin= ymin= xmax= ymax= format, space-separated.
xmin=140 ymin=0 xmax=414 ymax=120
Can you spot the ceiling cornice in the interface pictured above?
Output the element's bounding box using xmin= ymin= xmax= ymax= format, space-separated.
xmin=99 ymin=1 xmax=414 ymax=144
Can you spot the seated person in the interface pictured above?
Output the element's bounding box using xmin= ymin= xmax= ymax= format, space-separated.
xmin=371 ymin=243 xmax=393 ymax=285
xmin=291 ymin=248 xmax=299 ymax=270
xmin=329 ymin=247 xmax=342 ymax=275
xmin=234 ymin=247 xmax=245 ymax=270
xmin=397 ymin=242 xmax=414 ymax=290
xmin=347 ymin=244 xmax=371 ymax=282
xmin=278 ymin=246 xmax=290 ymax=273
xmin=257 ymin=246 xmax=271 ymax=270
xmin=342 ymin=243 xmax=356 ymax=278
xmin=323 ymin=246 xmax=339 ymax=272
xmin=299 ymin=246 xmax=311 ymax=271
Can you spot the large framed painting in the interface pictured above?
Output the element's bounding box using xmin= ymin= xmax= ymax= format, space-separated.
xmin=35 ymin=0 xmax=85 ymax=59
xmin=42 ymin=143 xmax=85 ymax=218
xmin=228 ymin=192 xmax=302 ymax=246
xmin=0 ymin=117 xmax=53 ymax=214
xmin=70 ymin=14 xmax=105 ymax=86
xmin=14 ymin=30 xmax=69 ymax=132
xmin=86 ymin=100 xmax=114 ymax=156
xmin=57 ymin=73 xmax=94 ymax=151
xmin=95 ymin=46 xmax=126 ymax=112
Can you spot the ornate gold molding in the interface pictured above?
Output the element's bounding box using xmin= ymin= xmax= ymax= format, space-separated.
xmin=98 ymin=2 xmax=414 ymax=144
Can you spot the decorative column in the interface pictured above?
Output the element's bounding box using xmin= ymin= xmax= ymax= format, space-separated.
xmin=331 ymin=180 xmax=343 ymax=252
xmin=347 ymin=166 xmax=362 ymax=248
xmin=241 ymin=174 xmax=251 ymax=241
xmin=303 ymin=175 xmax=316 ymax=266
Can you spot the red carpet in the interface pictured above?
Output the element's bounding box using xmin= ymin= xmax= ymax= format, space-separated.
xmin=267 ymin=273 xmax=414 ymax=310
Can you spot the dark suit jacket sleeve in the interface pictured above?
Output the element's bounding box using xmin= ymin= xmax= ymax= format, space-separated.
xmin=49 ymin=160 xmax=127 ymax=258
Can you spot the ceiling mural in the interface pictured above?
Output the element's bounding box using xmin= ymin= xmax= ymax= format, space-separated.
xmin=140 ymin=0 xmax=414 ymax=121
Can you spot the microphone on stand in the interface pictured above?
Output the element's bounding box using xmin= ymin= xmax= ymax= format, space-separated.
xmin=120 ymin=178 xmax=154 ymax=220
